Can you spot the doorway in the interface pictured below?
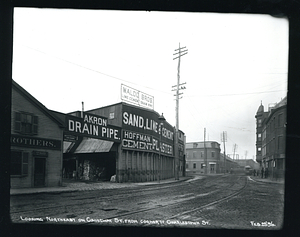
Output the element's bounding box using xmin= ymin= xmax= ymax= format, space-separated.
xmin=34 ymin=158 xmax=46 ymax=187
xmin=210 ymin=164 xmax=216 ymax=174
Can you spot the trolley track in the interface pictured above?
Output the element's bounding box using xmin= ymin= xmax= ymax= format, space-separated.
xmin=10 ymin=175 xmax=227 ymax=215
xmin=11 ymin=175 xmax=247 ymax=225
xmin=79 ymin=175 xmax=248 ymax=226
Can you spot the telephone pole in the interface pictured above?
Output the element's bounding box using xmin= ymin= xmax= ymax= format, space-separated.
xmin=172 ymin=43 xmax=188 ymax=180
xmin=221 ymin=131 xmax=227 ymax=174
xmin=204 ymin=128 xmax=207 ymax=174
xmin=233 ymin=144 xmax=238 ymax=160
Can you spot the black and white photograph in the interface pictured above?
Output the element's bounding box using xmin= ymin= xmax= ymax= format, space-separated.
xmin=2 ymin=2 xmax=296 ymax=235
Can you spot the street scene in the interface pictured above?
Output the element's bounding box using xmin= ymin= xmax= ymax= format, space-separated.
xmin=10 ymin=8 xmax=287 ymax=232
xmin=10 ymin=174 xmax=284 ymax=229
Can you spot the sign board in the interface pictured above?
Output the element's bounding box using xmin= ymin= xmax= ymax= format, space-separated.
xmin=11 ymin=135 xmax=61 ymax=150
xmin=121 ymin=84 xmax=154 ymax=110
xmin=65 ymin=112 xmax=121 ymax=143
xmin=121 ymin=104 xmax=174 ymax=155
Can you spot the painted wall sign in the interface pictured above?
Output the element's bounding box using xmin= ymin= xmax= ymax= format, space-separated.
xmin=65 ymin=112 xmax=121 ymax=143
xmin=11 ymin=135 xmax=61 ymax=150
xmin=122 ymin=104 xmax=174 ymax=143
xmin=122 ymin=130 xmax=173 ymax=155
xmin=121 ymin=84 xmax=154 ymax=110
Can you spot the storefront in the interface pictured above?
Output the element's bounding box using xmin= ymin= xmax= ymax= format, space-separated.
xmin=11 ymin=80 xmax=64 ymax=188
xmin=62 ymin=112 xmax=121 ymax=181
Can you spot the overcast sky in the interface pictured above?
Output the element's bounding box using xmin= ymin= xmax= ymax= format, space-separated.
xmin=12 ymin=8 xmax=288 ymax=160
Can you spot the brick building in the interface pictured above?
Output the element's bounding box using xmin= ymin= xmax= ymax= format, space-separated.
xmin=255 ymin=97 xmax=286 ymax=179
xmin=11 ymin=80 xmax=64 ymax=188
xmin=185 ymin=141 xmax=239 ymax=175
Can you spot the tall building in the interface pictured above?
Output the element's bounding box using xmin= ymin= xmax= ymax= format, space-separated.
xmin=255 ymin=97 xmax=286 ymax=179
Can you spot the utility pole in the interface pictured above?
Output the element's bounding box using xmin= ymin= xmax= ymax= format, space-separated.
xmin=233 ymin=144 xmax=238 ymax=160
xmin=245 ymin=150 xmax=248 ymax=159
xmin=172 ymin=43 xmax=188 ymax=180
xmin=204 ymin=128 xmax=207 ymax=174
xmin=221 ymin=131 xmax=227 ymax=174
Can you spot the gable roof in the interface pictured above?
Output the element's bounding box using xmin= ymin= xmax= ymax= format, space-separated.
xmin=12 ymin=79 xmax=65 ymax=128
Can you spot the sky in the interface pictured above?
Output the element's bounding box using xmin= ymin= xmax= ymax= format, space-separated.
xmin=12 ymin=8 xmax=288 ymax=160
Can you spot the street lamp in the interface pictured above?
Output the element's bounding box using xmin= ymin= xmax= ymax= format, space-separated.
xmin=158 ymin=113 xmax=166 ymax=183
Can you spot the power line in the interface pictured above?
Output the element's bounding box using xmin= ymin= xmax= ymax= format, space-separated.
xmin=18 ymin=44 xmax=174 ymax=95
xmin=186 ymin=89 xmax=287 ymax=97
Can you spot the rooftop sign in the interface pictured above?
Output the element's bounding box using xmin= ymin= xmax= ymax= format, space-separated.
xmin=121 ymin=84 xmax=154 ymax=110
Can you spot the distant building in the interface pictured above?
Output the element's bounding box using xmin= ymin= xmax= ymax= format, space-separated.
xmin=185 ymin=141 xmax=239 ymax=175
xmin=234 ymin=159 xmax=260 ymax=170
xmin=255 ymin=97 xmax=286 ymax=179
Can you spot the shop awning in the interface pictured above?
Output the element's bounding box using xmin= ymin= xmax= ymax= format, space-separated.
xmin=74 ymin=137 xmax=114 ymax=153
xmin=63 ymin=141 xmax=75 ymax=153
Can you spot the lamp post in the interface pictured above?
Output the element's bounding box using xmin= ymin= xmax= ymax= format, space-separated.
xmin=158 ymin=113 xmax=166 ymax=183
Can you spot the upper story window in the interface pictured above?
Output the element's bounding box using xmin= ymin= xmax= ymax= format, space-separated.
xmin=211 ymin=151 xmax=215 ymax=157
xmin=258 ymin=119 xmax=262 ymax=127
xmin=257 ymin=133 xmax=262 ymax=141
xmin=14 ymin=111 xmax=38 ymax=135
xmin=278 ymin=113 xmax=283 ymax=127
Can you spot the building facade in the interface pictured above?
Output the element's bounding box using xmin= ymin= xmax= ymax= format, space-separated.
xmin=185 ymin=141 xmax=239 ymax=175
xmin=255 ymin=97 xmax=286 ymax=179
xmin=11 ymin=80 xmax=64 ymax=188
xmin=60 ymin=102 xmax=184 ymax=183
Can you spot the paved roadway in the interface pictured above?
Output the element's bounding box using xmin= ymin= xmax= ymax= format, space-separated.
xmin=10 ymin=174 xmax=284 ymax=230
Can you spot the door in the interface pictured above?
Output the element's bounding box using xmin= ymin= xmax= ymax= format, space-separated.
xmin=210 ymin=164 xmax=215 ymax=174
xmin=34 ymin=158 xmax=46 ymax=187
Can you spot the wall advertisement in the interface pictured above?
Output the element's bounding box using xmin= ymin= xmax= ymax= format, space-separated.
xmin=122 ymin=104 xmax=174 ymax=155
xmin=65 ymin=112 xmax=121 ymax=143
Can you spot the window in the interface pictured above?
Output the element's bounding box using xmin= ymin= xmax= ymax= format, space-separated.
xmin=258 ymin=147 xmax=261 ymax=152
xmin=11 ymin=151 xmax=29 ymax=175
xmin=201 ymin=163 xmax=205 ymax=169
xmin=278 ymin=136 xmax=284 ymax=151
xmin=15 ymin=112 xmax=38 ymax=135
xmin=193 ymin=163 xmax=196 ymax=169
xmin=258 ymin=119 xmax=262 ymax=127
xmin=258 ymin=133 xmax=262 ymax=141
xmin=211 ymin=151 xmax=215 ymax=157
xmin=186 ymin=163 xmax=188 ymax=169
xmin=278 ymin=113 xmax=283 ymax=127
xmin=200 ymin=152 xmax=203 ymax=158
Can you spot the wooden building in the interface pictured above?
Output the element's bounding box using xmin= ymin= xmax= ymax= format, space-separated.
xmin=11 ymin=80 xmax=64 ymax=188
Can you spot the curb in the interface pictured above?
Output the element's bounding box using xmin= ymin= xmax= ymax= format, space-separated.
xmin=249 ymin=176 xmax=284 ymax=184
xmin=10 ymin=177 xmax=193 ymax=196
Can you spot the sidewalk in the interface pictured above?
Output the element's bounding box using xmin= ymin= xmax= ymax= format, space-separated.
xmin=248 ymin=176 xmax=284 ymax=184
xmin=10 ymin=176 xmax=192 ymax=196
